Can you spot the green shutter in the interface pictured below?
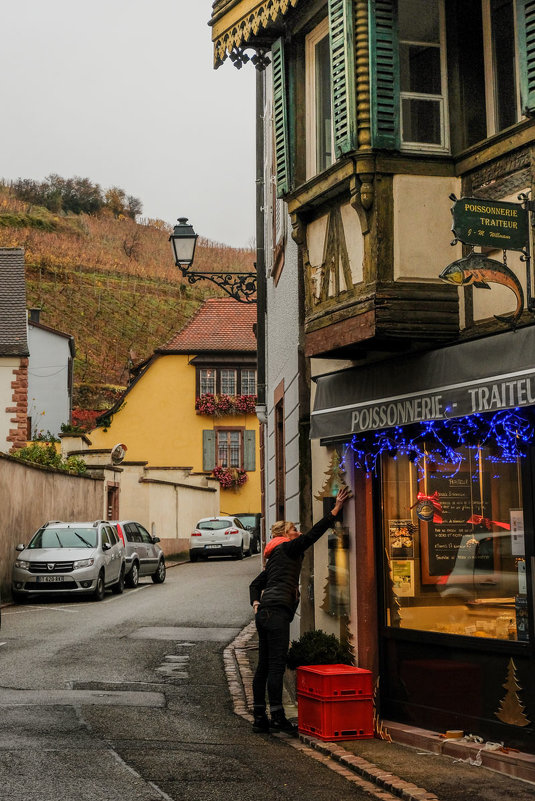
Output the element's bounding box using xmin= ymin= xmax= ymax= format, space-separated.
xmin=272 ymin=37 xmax=290 ymax=197
xmin=202 ymin=430 xmax=216 ymax=472
xmin=517 ymin=0 xmax=535 ymax=114
xmin=244 ymin=430 xmax=256 ymax=472
xmin=369 ymin=0 xmax=400 ymax=150
xmin=329 ymin=0 xmax=357 ymax=157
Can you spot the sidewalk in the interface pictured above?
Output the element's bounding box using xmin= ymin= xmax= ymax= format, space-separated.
xmin=225 ymin=622 xmax=535 ymax=801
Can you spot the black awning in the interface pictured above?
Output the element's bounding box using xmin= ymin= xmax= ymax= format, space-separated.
xmin=310 ymin=326 xmax=535 ymax=440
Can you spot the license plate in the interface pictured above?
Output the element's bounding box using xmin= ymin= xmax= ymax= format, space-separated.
xmin=36 ymin=576 xmax=65 ymax=583
xmin=205 ymin=544 xmax=222 ymax=549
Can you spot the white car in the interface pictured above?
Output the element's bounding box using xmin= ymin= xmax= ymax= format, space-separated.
xmin=190 ymin=517 xmax=252 ymax=562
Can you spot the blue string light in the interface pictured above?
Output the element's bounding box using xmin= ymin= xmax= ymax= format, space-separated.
xmin=342 ymin=408 xmax=535 ymax=477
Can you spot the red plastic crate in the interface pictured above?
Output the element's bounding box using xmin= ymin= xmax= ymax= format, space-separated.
xmin=297 ymin=693 xmax=374 ymax=741
xmin=297 ymin=664 xmax=373 ymax=699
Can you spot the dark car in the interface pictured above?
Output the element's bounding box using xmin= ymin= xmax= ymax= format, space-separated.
xmin=233 ymin=513 xmax=262 ymax=554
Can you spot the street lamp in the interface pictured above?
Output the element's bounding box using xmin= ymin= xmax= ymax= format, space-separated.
xmin=169 ymin=217 xmax=198 ymax=267
xmin=169 ymin=217 xmax=257 ymax=303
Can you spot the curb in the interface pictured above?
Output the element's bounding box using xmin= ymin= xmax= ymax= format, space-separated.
xmin=224 ymin=622 xmax=439 ymax=801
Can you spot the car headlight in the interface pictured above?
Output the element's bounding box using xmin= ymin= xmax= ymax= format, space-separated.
xmin=73 ymin=558 xmax=95 ymax=569
xmin=15 ymin=559 xmax=30 ymax=569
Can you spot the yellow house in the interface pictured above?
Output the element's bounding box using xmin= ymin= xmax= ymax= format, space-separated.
xmin=89 ymin=298 xmax=261 ymax=516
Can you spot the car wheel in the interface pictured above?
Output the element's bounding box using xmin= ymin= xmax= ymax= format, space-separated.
xmin=236 ymin=542 xmax=244 ymax=560
xmin=190 ymin=552 xmax=198 ymax=563
xmin=152 ymin=559 xmax=166 ymax=584
xmin=244 ymin=540 xmax=251 ymax=557
xmin=250 ymin=537 xmax=259 ymax=555
xmin=112 ymin=565 xmax=125 ymax=594
xmin=93 ymin=570 xmax=105 ymax=601
xmin=11 ymin=590 xmax=26 ymax=604
xmin=126 ymin=561 xmax=139 ymax=588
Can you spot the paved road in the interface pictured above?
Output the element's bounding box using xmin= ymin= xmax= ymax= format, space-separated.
xmin=0 ymin=554 xmax=369 ymax=801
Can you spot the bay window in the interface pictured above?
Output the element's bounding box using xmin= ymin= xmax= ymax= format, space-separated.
xmin=306 ymin=19 xmax=334 ymax=178
xmin=399 ymin=0 xmax=449 ymax=152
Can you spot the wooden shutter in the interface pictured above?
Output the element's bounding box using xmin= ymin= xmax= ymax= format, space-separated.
xmin=329 ymin=0 xmax=357 ymax=156
xmin=272 ymin=37 xmax=290 ymax=197
xmin=517 ymin=0 xmax=535 ymax=114
xmin=244 ymin=430 xmax=256 ymax=471
xmin=202 ymin=430 xmax=216 ymax=472
xmin=369 ymin=0 xmax=400 ymax=149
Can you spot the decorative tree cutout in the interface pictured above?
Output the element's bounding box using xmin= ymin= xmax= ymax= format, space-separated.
xmin=316 ymin=451 xmax=350 ymax=617
xmin=314 ymin=450 xmax=348 ymax=501
xmin=495 ymin=658 xmax=530 ymax=727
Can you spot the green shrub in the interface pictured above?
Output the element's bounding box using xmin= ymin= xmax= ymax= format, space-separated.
xmin=12 ymin=442 xmax=87 ymax=475
xmin=286 ymin=629 xmax=354 ymax=670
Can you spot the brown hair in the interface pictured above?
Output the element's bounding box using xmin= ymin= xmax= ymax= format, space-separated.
xmin=271 ymin=520 xmax=294 ymax=538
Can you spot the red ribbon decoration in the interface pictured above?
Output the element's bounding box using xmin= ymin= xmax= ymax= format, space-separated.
xmin=466 ymin=514 xmax=510 ymax=531
xmin=410 ymin=491 xmax=443 ymax=523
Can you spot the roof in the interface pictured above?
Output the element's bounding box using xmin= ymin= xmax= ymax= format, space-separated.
xmin=0 ymin=249 xmax=29 ymax=357
xmin=159 ymin=298 xmax=257 ymax=353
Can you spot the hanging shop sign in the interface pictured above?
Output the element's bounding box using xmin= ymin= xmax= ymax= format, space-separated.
xmin=310 ymin=325 xmax=535 ymax=440
xmin=451 ymin=197 xmax=529 ymax=251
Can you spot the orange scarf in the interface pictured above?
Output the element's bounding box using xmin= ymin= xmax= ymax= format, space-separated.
xmin=264 ymin=536 xmax=291 ymax=558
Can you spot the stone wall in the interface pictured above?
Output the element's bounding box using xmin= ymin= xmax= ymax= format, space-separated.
xmin=0 ymin=453 xmax=103 ymax=600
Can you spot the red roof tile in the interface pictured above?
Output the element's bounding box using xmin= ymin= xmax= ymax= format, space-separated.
xmin=160 ymin=298 xmax=257 ymax=353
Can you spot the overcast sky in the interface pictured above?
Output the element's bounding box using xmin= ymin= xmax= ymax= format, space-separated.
xmin=0 ymin=1 xmax=256 ymax=248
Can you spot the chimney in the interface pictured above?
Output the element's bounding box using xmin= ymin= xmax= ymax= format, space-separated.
xmin=28 ymin=308 xmax=41 ymax=324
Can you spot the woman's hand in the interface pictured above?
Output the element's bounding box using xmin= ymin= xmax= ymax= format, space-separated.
xmin=332 ymin=486 xmax=351 ymax=516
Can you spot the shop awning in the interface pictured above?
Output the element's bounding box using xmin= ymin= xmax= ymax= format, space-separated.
xmin=311 ymin=326 xmax=535 ymax=440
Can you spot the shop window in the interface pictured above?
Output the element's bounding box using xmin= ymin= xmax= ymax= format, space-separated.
xmin=200 ymin=368 xmax=216 ymax=395
xmin=306 ymin=19 xmax=334 ymax=178
xmin=241 ymin=369 xmax=256 ymax=395
xmin=382 ymin=445 xmax=529 ymax=642
xmin=399 ymin=0 xmax=449 ymax=152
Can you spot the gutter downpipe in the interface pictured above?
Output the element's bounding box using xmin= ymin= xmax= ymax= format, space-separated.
xmin=254 ymin=67 xmax=267 ymax=553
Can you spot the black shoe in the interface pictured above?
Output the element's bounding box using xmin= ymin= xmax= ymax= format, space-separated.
xmin=252 ymin=713 xmax=270 ymax=733
xmin=270 ymin=712 xmax=298 ymax=736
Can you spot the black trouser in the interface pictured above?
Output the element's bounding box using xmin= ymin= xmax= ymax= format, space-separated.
xmin=252 ymin=605 xmax=292 ymax=712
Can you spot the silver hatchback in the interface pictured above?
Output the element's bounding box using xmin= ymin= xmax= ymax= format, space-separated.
xmin=111 ymin=520 xmax=166 ymax=588
xmin=12 ymin=520 xmax=126 ymax=602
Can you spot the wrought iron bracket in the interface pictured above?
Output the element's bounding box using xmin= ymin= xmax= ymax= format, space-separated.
xmin=178 ymin=266 xmax=257 ymax=303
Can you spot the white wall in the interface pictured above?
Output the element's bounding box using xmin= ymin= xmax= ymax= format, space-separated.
xmin=27 ymin=324 xmax=71 ymax=437
xmin=263 ymin=65 xmax=302 ymax=534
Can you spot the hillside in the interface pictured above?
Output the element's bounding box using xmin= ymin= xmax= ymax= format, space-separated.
xmin=0 ymin=184 xmax=255 ymax=411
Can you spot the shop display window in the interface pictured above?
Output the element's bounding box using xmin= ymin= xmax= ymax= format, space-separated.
xmin=382 ymin=444 xmax=529 ymax=642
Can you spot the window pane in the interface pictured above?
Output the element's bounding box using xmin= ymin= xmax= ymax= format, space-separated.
xmin=221 ymin=369 xmax=237 ymax=395
xmin=402 ymin=97 xmax=442 ymax=144
xmin=399 ymin=0 xmax=439 ymax=42
xmin=491 ymin=0 xmax=517 ymax=131
xmin=230 ymin=431 xmax=241 ymax=468
xmin=400 ymin=44 xmax=441 ymax=94
xmin=241 ymin=369 xmax=256 ymax=395
xmin=218 ymin=431 xmax=229 ymax=467
xmin=315 ymin=35 xmax=332 ymax=173
xmin=200 ymin=368 xmax=216 ymax=395
xmin=382 ymin=446 xmax=528 ymax=642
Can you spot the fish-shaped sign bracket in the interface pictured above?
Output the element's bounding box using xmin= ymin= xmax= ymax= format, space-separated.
xmin=439 ymin=251 xmax=524 ymax=326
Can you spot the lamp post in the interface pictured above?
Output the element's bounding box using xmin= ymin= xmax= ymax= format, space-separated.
xmin=169 ymin=217 xmax=257 ymax=303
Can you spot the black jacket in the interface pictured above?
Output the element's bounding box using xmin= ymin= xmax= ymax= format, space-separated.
xmin=249 ymin=512 xmax=336 ymax=619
